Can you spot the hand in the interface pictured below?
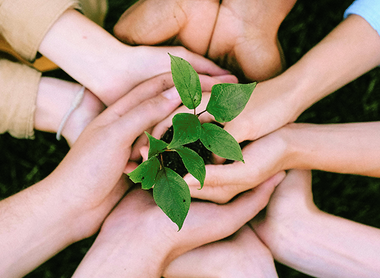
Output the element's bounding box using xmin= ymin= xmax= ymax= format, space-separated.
xmin=163 ymin=225 xmax=278 ymax=278
xmin=250 ymin=169 xmax=316 ymax=257
xmin=34 ymin=77 xmax=105 ymax=146
xmin=114 ymin=0 xmax=296 ymax=81
xmin=251 ymin=170 xmax=380 ymax=277
xmin=72 ymin=175 xmax=282 ymax=277
xmin=127 ymin=73 xmax=238 ymax=165
xmin=0 ymin=73 xmax=183 ymax=277
xmin=114 ymin=0 xmax=219 ymax=56
xmin=186 ymin=127 xmax=290 ymax=203
xmin=51 ymin=73 xmax=183 ymax=230
xmin=39 ymin=9 xmax=229 ymax=106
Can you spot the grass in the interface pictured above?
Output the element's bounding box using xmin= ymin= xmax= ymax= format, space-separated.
xmin=1 ymin=0 xmax=380 ymax=277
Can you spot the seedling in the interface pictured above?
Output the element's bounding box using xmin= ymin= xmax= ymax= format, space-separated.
xmin=128 ymin=54 xmax=256 ymax=230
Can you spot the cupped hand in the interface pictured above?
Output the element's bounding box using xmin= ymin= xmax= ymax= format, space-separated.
xmin=249 ymin=169 xmax=316 ymax=260
xmin=114 ymin=0 xmax=219 ymax=56
xmin=48 ymin=73 xmax=182 ymax=236
xmin=163 ymin=225 xmax=278 ymax=278
xmin=72 ymin=174 xmax=282 ymax=277
xmin=127 ymin=73 xmax=238 ymax=164
xmin=185 ymin=126 xmax=290 ymax=203
xmin=114 ymin=0 xmax=291 ymax=82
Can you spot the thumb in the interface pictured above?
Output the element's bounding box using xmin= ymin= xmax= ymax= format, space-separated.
xmin=114 ymin=87 xmax=181 ymax=146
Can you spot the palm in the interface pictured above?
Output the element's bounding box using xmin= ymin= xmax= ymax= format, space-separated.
xmin=114 ymin=0 xmax=292 ymax=81
xmin=114 ymin=0 xmax=219 ymax=55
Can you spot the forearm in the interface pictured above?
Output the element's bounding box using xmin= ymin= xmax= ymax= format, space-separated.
xmin=0 ymin=179 xmax=85 ymax=277
xmin=38 ymin=9 xmax=133 ymax=105
xmin=284 ymin=122 xmax=380 ymax=176
xmin=279 ymin=14 xmax=380 ymax=118
xmin=35 ymin=77 xmax=104 ymax=146
xmin=73 ymin=224 xmax=171 ymax=277
xmin=274 ymin=210 xmax=380 ymax=277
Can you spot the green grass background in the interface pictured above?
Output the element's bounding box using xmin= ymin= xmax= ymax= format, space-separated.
xmin=1 ymin=0 xmax=380 ymax=277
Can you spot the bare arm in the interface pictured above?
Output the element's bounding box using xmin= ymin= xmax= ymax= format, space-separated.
xmin=225 ymin=14 xmax=380 ymax=142
xmin=188 ymin=121 xmax=380 ymax=203
xmin=252 ymin=170 xmax=380 ymax=278
xmin=0 ymin=75 xmax=182 ymax=277
xmin=39 ymin=9 xmax=229 ymax=106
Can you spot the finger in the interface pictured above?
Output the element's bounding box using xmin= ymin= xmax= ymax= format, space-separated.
xmin=130 ymin=127 xmax=151 ymax=161
xmin=110 ymin=72 xmax=175 ymax=118
xmin=124 ymin=161 xmax=139 ymax=174
xmin=168 ymin=47 xmax=230 ymax=76
xmin=113 ymin=87 xmax=181 ymax=145
xmin=186 ymin=162 xmax=248 ymax=203
xmin=198 ymin=74 xmax=234 ymax=91
xmin=114 ymin=0 xmax=183 ymax=46
xmin=274 ymin=169 xmax=312 ymax=199
xmin=217 ymin=171 xmax=286 ymax=234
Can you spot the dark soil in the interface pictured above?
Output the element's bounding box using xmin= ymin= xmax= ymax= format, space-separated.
xmin=160 ymin=126 xmax=212 ymax=177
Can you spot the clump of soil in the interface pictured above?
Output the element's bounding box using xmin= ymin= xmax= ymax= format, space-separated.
xmin=160 ymin=126 xmax=212 ymax=177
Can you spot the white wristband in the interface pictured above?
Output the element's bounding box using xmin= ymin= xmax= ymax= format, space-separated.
xmin=56 ymin=85 xmax=85 ymax=141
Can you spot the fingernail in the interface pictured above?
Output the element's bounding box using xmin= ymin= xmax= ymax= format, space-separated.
xmin=162 ymin=88 xmax=180 ymax=100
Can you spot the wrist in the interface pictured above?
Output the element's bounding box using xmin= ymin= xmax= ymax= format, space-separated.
xmin=73 ymin=218 xmax=173 ymax=277
xmin=38 ymin=9 xmax=134 ymax=105
xmin=35 ymin=77 xmax=104 ymax=146
xmin=268 ymin=208 xmax=324 ymax=270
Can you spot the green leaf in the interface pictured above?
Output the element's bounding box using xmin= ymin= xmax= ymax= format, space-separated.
xmin=168 ymin=113 xmax=201 ymax=149
xmin=175 ymin=146 xmax=206 ymax=188
xmin=128 ymin=157 xmax=160 ymax=190
xmin=200 ymin=123 xmax=244 ymax=162
xmin=146 ymin=131 xmax=168 ymax=159
xmin=153 ymin=167 xmax=191 ymax=231
xmin=169 ymin=53 xmax=202 ymax=109
xmin=206 ymin=82 xmax=257 ymax=122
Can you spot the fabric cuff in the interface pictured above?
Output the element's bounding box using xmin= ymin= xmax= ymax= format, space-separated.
xmin=0 ymin=60 xmax=41 ymax=139
xmin=0 ymin=0 xmax=81 ymax=62
xmin=344 ymin=0 xmax=380 ymax=37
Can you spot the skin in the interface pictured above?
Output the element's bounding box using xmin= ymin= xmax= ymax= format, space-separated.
xmin=38 ymin=9 xmax=229 ymax=106
xmin=186 ymin=121 xmax=380 ymax=203
xmin=114 ymin=0 xmax=296 ymax=81
xmin=163 ymin=225 xmax=278 ymax=278
xmin=223 ymin=14 xmax=380 ymax=143
xmin=72 ymin=172 xmax=284 ymax=277
xmin=251 ymin=169 xmax=380 ymax=277
xmin=157 ymin=14 xmax=380 ymax=202
xmin=0 ymin=74 xmax=182 ymax=277
xmin=34 ymin=73 xmax=236 ymax=148
xmin=34 ymin=77 xmax=105 ymax=146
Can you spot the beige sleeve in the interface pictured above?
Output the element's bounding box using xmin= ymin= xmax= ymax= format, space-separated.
xmin=0 ymin=0 xmax=81 ymax=62
xmin=0 ymin=60 xmax=41 ymax=139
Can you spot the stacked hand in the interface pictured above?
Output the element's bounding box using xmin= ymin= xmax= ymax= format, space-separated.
xmin=72 ymin=172 xmax=284 ymax=277
xmin=114 ymin=0 xmax=297 ymax=81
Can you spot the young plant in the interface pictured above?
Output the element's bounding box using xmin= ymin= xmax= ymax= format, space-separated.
xmin=128 ymin=54 xmax=256 ymax=230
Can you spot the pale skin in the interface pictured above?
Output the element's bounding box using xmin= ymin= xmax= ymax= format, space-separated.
xmin=34 ymin=74 xmax=236 ymax=147
xmin=114 ymin=0 xmax=296 ymax=81
xmin=170 ymin=14 xmax=380 ymax=202
xmin=34 ymin=77 xmax=105 ymax=146
xmin=187 ymin=121 xmax=380 ymax=203
xmin=163 ymin=225 xmax=278 ymax=278
xmin=251 ymin=169 xmax=380 ymax=278
xmin=0 ymin=74 xmax=183 ymax=277
xmin=72 ymin=172 xmax=284 ymax=278
xmin=38 ymin=9 xmax=230 ymax=106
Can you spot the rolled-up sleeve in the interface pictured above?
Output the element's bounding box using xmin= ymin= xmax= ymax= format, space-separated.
xmin=0 ymin=0 xmax=80 ymax=62
xmin=0 ymin=60 xmax=41 ymax=138
xmin=344 ymin=0 xmax=380 ymax=37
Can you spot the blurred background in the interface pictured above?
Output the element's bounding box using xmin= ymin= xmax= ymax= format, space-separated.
xmin=1 ymin=0 xmax=379 ymax=277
